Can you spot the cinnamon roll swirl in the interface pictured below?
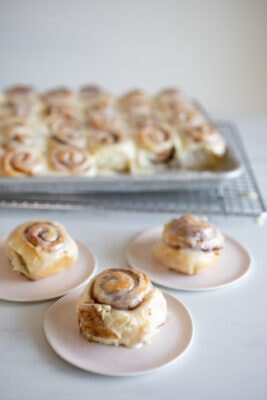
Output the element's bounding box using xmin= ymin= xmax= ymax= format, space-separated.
xmin=50 ymin=128 xmax=87 ymax=150
xmin=77 ymin=268 xmax=167 ymax=347
xmin=178 ymin=123 xmax=226 ymax=169
xmin=49 ymin=144 xmax=95 ymax=175
xmin=5 ymin=220 xmax=78 ymax=280
xmin=134 ymin=123 xmax=179 ymax=169
xmin=88 ymin=128 xmax=135 ymax=174
xmin=1 ymin=148 xmax=45 ymax=176
xmin=153 ymin=215 xmax=225 ymax=275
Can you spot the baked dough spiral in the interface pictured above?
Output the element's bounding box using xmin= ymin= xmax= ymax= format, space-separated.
xmin=77 ymin=267 xmax=167 ymax=347
xmin=24 ymin=221 xmax=65 ymax=251
xmin=91 ymin=268 xmax=152 ymax=310
xmin=49 ymin=145 xmax=95 ymax=175
xmin=50 ymin=128 xmax=87 ymax=149
xmin=42 ymin=87 xmax=74 ymax=105
xmin=178 ymin=123 xmax=226 ymax=169
xmin=135 ymin=123 xmax=178 ymax=168
xmin=153 ymin=215 xmax=224 ymax=275
xmin=5 ymin=219 xmax=78 ymax=280
xmin=1 ymin=148 xmax=45 ymax=176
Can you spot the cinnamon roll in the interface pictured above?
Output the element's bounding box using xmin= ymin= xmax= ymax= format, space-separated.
xmin=4 ymin=85 xmax=40 ymax=116
xmin=1 ymin=147 xmax=45 ymax=176
xmin=49 ymin=144 xmax=95 ymax=175
xmin=169 ymin=103 xmax=206 ymax=128
xmin=178 ymin=123 xmax=226 ymax=169
xmin=154 ymin=87 xmax=189 ymax=110
xmin=119 ymin=89 xmax=149 ymax=110
xmin=5 ymin=220 xmax=78 ymax=280
xmin=44 ymin=104 xmax=81 ymax=132
xmin=0 ymin=121 xmax=44 ymax=150
xmin=49 ymin=128 xmax=87 ymax=150
xmin=87 ymin=128 xmax=135 ymax=174
xmin=42 ymin=87 xmax=74 ymax=106
xmin=79 ymin=85 xmax=114 ymax=110
xmin=77 ymin=267 xmax=167 ymax=347
xmin=153 ymin=215 xmax=225 ymax=275
xmin=5 ymin=85 xmax=36 ymax=102
xmin=134 ymin=123 xmax=179 ymax=170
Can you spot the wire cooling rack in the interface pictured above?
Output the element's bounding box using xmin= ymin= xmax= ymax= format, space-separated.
xmin=0 ymin=121 xmax=266 ymax=219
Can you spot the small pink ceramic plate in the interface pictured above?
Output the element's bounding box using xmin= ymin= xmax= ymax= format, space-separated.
xmin=126 ymin=227 xmax=251 ymax=291
xmin=0 ymin=238 xmax=97 ymax=302
xmin=44 ymin=289 xmax=193 ymax=376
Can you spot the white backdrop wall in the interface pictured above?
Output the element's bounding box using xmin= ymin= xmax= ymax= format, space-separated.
xmin=0 ymin=0 xmax=266 ymax=113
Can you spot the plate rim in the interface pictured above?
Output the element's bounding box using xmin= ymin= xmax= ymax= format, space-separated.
xmin=126 ymin=226 xmax=252 ymax=292
xmin=43 ymin=289 xmax=194 ymax=376
xmin=0 ymin=238 xmax=97 ymax=302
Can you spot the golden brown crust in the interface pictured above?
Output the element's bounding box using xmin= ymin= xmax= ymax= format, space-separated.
xmin=5 ymin=219 xmax=78 ymax=280
xmin=48 ymin=144 xmax=94 ymax=175
xmin=77 ymin=267 xmax=167 ymax=347
xmin=1 ymin=148 xmax=45 ymax=176
xmin=153 ymin=215 xmax=224 ymax=275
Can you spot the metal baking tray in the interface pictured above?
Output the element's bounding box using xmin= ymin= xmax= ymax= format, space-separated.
xmin=0 ymin=143 xmax=242 ymax=193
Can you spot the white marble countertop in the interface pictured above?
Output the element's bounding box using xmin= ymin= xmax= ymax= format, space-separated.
xmin=1 ymin=115 xmax=267 ymax=400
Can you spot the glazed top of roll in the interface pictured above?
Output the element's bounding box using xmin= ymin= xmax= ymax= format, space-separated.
xmin=163 ymin=215 xmax=224 ymax=252
xmin=82 ymin=268 xmax=153 ymax=310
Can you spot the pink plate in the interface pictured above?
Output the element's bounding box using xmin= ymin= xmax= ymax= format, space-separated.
xmin=44 ymin=289 xmax=193 ymax=376
xmin=0 ymin=238 xmax=97 ymax=302
xmin=126 ymin=227 xmax=251 ymax=291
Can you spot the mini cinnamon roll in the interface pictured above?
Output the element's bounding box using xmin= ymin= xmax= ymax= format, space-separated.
xmin=44 ymin=104 xmax=81 ymax=131
xmin=49 ymin=144 xmax=95 ymax=175
xmin=79 ymin=85 xmax=114 ymax=109
xmin=1 ymin=147 xmax=45 ymax=176
xmin=42 ymin=87 xmax=74 ymax=105
xmin=4 ymin=85 xmax=37 ymax=105
xmin=178 ymin=123 xmax=226 ymax=169
xmin=169 ymin=102 xmax=206 ymax=128
xmin=5 ymin=220 xmax=78 ymax=280
xmin=77 ymin=267 xmax=167 ymax=347
xmin=85 ymin=110 xmax=121 ymax=132
xmin=1 ymin=132 xmax=34 ymax=150
xmin=49 ymin=128 xmax=87 ymax=150
xmin=153 ymin=215 xmax=225 ymax=275
xmin=88 ymin=129 xmax=135 ymax=174
xmin=134 ymin=123 xmax=179 ymax=169
xmin=118 ymin=89 xmax=151 ymax=117
xmin=0 ymin=121 xmax=44 ymax=150
xmin=4 ymin=85 xmax=40 ymax=116
xmin=154 ymin=87 xmax=189 ymax=110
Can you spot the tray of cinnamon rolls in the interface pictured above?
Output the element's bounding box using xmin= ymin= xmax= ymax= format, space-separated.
xmin=0 ymin=84 xmax=242 ymax=193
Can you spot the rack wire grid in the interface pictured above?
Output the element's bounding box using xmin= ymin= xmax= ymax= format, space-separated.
xmin=0 ymin=120 xmax=266 ymax=219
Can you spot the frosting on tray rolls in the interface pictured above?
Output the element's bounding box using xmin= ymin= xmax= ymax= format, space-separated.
xmin=0 ymin=84 xmax=228 ymax=177
xmin=5 ymin=219 xmax=78 ymax=280
xmin=77 ymin=267 xmax=167 ymax=347
xmin=153 ymin=215 xmax=225 ymax=275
